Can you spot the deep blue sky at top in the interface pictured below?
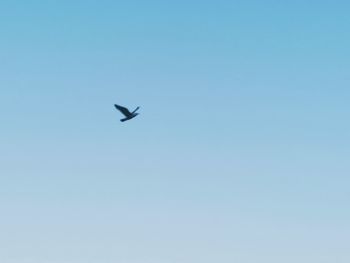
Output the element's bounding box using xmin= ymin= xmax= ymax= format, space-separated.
xmin=1 ymin=1 xmax=350 ymax=263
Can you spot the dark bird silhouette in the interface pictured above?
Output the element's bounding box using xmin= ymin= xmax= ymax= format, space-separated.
xmin=114 ymin=104 xmax=140 ymax=122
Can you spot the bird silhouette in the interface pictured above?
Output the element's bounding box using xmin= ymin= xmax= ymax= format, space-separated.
xmin=114 ymin=104 xmax=140 ymax=122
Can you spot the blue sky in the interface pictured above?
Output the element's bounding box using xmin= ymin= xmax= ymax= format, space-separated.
xmin=1 ymin=1 xmax=350 ymax=262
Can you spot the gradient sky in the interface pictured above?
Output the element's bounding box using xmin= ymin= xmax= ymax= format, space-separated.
xmin=1 ymin=1 xmax=350 ymax=263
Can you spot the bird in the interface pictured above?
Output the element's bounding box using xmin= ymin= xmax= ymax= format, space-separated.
xmin=114 ymin=104 xmax=140 ymax=122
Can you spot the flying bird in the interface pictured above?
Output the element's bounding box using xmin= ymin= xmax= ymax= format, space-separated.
xmin=114 ymin=104 xmax=140 ymax=122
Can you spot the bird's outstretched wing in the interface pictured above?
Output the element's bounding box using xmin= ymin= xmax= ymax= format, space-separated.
xmin=114 ymin=104 xmax=132 ymax=117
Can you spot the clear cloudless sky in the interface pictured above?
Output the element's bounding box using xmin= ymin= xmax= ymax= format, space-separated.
xmin=1 ymin=1 xmax=349 ymax=263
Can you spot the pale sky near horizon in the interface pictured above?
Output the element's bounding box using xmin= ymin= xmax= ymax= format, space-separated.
xmin=1 ymin=1 xmax=350 ymax=263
